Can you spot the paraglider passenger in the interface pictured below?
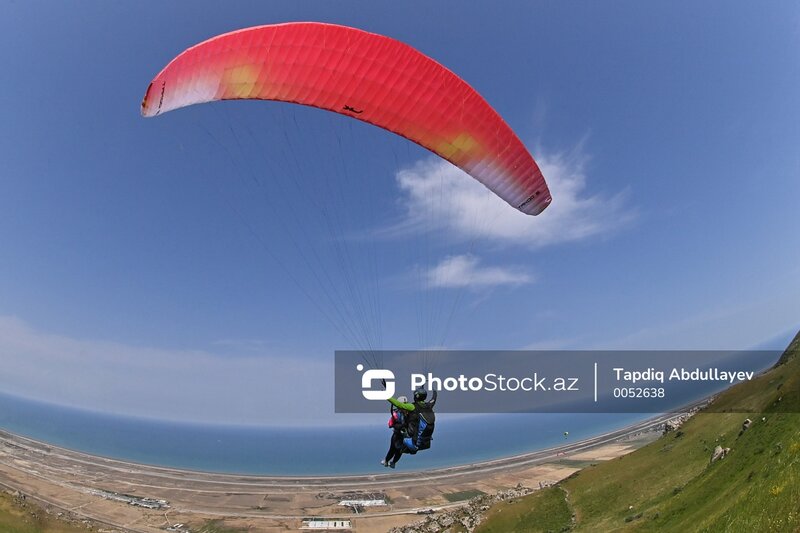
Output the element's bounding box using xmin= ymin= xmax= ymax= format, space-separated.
xmin=381 ymin=396 xmax=408 ymax=468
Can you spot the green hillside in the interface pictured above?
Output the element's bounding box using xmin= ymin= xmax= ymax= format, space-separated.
xmin=477 ymin=332 xmax=800 ymax=533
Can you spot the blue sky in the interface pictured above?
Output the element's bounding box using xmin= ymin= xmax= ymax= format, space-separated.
xmin=1 ymin=1 xmax=798 ymax=424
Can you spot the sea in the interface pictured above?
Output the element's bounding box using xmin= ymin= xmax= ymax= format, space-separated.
xmin=2 ymin=345 xmax=785 ymax=475
xmin=0 ymin=391 xmax=649 ymax=475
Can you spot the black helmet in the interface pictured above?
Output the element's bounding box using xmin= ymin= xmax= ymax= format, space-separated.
xmin=414 ymin=387 xmax=427 ymax=402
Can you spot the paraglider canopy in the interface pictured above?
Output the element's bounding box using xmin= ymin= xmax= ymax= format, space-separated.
xmin=141 ymin=22 xmax=551 ymax=215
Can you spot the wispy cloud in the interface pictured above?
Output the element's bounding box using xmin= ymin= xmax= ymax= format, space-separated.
xmin=426 ymin=254 xmax=533 ymax=289
xmin=597 ymin=293 xmax=800 ymax=351
xmin=387 ymin=148 xmax=635 ymax=249
xmin=0 ymin=316 xmax=335 ymax=425
xmin=521 ymin=338 xmax=578 ymax=351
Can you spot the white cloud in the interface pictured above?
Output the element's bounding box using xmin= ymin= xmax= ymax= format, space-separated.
xmin=0 ymin=316 xmax=338 ymax=425
xmin=426 ymin=254 xmax=532 ymax=289
xmin=389 ymin=149 xmax=634 ymax=248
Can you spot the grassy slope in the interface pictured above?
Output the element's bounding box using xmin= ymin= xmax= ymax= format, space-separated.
xmin=477 ymin=332 xmax=800 ymax=533
xmin=477 ymin=486 xmax=572 ymax=533
xmin=0 ymin=491 xmax=91 ymax=533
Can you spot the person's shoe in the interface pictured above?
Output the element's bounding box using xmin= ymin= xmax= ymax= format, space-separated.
xmin=389 ymin=462 xmax=396 ymax=469
xmin=380 ymin=459 xmax=388 ymax=467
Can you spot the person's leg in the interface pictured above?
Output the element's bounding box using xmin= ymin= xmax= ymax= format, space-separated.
xmin=390 ymin=448 xmax=403 ymax=464
xmin=383 ymin=440 xmax=395 ymax=464
xmin=388 ymin=432 xmax=404 ymax=466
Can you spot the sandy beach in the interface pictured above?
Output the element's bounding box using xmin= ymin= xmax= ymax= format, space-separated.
xmin=0 ymin=412 xmax=681 ymax=532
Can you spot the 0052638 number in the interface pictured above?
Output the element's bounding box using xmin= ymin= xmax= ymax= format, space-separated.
xmin=613 ymin=387 xmax=665 ymax=398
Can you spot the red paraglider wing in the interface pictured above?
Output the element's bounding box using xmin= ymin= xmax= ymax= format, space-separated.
xmin=141 ymin=22 xmax=551 ymax=215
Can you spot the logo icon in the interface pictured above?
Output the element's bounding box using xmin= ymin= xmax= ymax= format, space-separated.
xmin=358 ymin=364 xmax=395 ymax=400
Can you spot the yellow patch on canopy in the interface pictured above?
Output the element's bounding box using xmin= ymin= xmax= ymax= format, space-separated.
xmin=222 ymin=64 xmax=262 ymax=99
xmin=438 ymin=133 xmax=480 ymax=160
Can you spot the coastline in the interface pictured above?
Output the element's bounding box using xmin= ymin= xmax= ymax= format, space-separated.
xmin=0 ymin=391 xmax=651 ymax=476
xmin=1 ymin=412 xmax=666 ymax=486
xmin=0 ymin=409 xmax=687 ymax=532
